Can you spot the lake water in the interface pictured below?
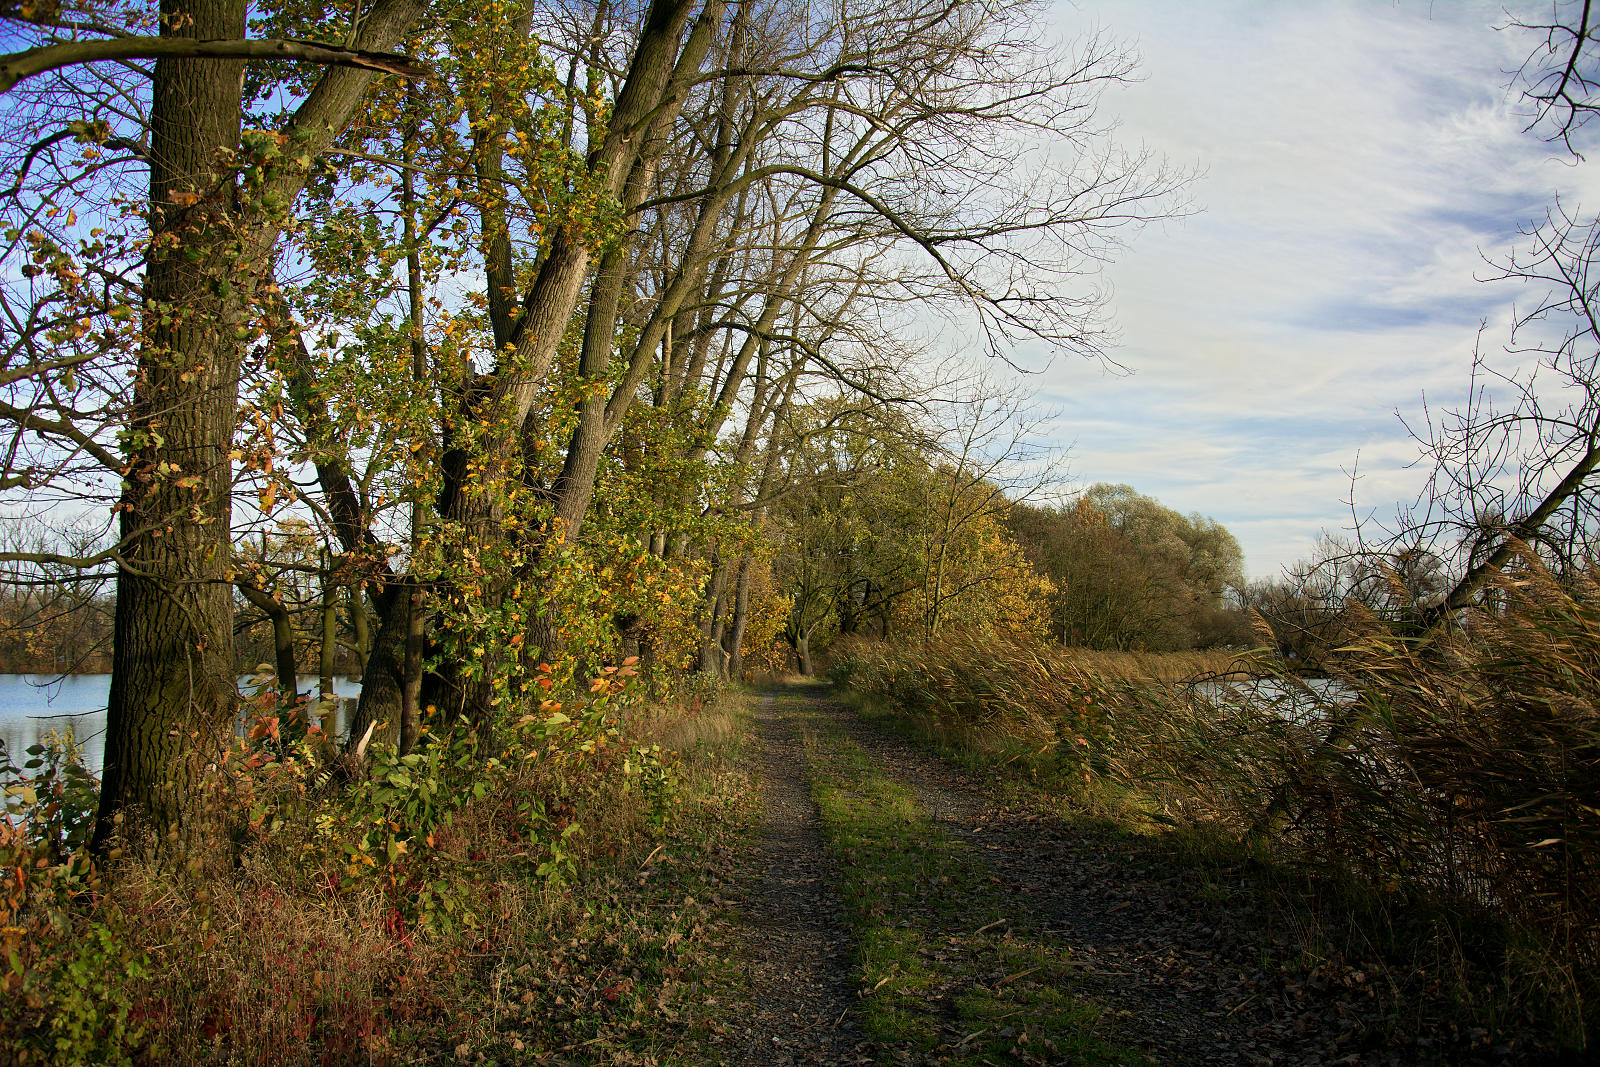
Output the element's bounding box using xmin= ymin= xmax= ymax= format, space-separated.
xmin=0 ymin=674 xmax=363 ymax=777
xmin=1188 ymin=675 xmax=1353 ymax=722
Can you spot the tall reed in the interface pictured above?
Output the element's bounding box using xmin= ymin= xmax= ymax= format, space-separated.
xmin=832 ymin=557 xmax=1600 ymax=1036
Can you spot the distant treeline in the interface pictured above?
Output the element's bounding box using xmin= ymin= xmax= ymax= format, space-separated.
xmin=1007 ymin=485 xmax=1250 ymax=652
xmin=0 ymin=586 xmax=368 ymax=678
xmin=0 ymin=585 xmax=111 ymax=674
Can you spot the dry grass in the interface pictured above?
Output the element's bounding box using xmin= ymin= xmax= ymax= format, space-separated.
xmin=107 ymin=862 xmax=445 ymax=1065
xmin=1049 ymin=646 xmax=1249 ymax=684
xmin=830 ymin=566 xmax=1600 ymax=1048
xmin=2 ymin=682 xmax=755 ymax=1066
xmin=826 ymin=632 xmax=1244 ymax=793
xmin=1276 ymin=558 xmax=1600 ymax=980
xmin=647 ymin=691 xmax=741 ymax=755
xmin=742 ymin=668 xmax=810 ymax=689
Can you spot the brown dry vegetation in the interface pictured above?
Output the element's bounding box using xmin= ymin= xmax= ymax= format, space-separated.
xmin=0 ymin=683 xmax=757 ymax=1066
xmin=829 ymin=556 xmax=1600 ymax=1052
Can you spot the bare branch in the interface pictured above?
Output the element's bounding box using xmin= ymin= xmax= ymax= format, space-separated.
xmin=0 ymin=36 xmax=427 ymax=94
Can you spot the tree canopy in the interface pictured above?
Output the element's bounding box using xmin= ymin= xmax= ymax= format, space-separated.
xmin=1008 ymin=485 xmax=1245 ymax=651
xmin=0 ymin=0 xmax=1180 ymax=844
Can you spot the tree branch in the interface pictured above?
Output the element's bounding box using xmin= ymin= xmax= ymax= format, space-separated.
xmin=0 ymin=36 xmax=427 ymax=94
xmin=0 ymin=396 xmax=120 ymax=471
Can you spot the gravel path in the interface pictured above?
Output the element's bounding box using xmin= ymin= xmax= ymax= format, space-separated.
xmin=713 ymin=692 xmax=871 ymax=1066
xmin=806 ymin=690 xmax=1292 ymax=1064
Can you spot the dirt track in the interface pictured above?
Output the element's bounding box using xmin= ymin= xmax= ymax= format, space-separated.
xmin=707 ymin=683 xmax=1549 ymax=1066
xmin=713 ymin=692 xmax=870 ymax=1065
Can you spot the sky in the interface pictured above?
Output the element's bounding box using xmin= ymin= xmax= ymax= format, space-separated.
xmin=1025 ymin=0 xmax=1600 ymax=580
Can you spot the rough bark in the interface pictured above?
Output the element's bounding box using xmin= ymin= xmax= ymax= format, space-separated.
xmin=724 ymin=554 xmax=752 ymax=679
xmin=616 ymin=612 xmax=643 ymax=664
xmin=349 ymin=583 xmax=407 ymax=749
xmin=96 ymin=0 xmax=250 ymax=848
xmin=400 ymin=586 xmax=425 ymax=753
xmin=94 ymin=0 xmax=426 ymax=850
xmin=697 ymin=558 xmax=730 ymax=676
xmin=319 ymin=568 xmax=337 ymax=734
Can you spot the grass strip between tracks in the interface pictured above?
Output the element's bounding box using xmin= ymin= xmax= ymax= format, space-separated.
xmin=789 ymin=692 xmax=1146 ymax=1066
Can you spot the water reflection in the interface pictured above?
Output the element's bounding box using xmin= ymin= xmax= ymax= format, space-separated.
xmin=1188 ymin=675 xmax=1354 ymax=722
xmin=0 ymin=675 xmax=363 ymax=777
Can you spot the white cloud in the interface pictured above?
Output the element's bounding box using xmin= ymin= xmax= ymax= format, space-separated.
xmin=1029 ymin=0 xmax=1595 ymax=578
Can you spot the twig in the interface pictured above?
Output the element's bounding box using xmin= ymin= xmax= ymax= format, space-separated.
xmin=994 ymin=965 xmax=1042 ymax=987
xmin=1226 ymin=992 xmax=1262 ymax=1017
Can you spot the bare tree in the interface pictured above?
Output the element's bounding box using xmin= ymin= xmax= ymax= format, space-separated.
xmin=1324 ymin=7 xmax=1600 ymax=628
xmin=1404 ymin=205 xmax=1600 ymax=625
xmin=1508 ymin=0 xmax=1600 ymax=155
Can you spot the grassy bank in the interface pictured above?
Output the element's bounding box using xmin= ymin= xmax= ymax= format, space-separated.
xmin=829 ymin=594 xmax=1600 ymax=1055
xmin=0 ymin=682 xmax=760 ymax=1065
xmin=825 ymin=634 xmax=1266 ymax=826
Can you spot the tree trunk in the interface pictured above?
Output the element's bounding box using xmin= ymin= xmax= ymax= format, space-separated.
xmin=319 ymin=571 xmax=338 ymax=737
xmin=400 ymin=584 xmax=425 ymax=754
xmin=724 ymin=555 xmax=752 ymax=680
xmin=238 ymin=584 xmax=298 ymax=709
xmin=422 ymin=440 xmax=510 ymax=742
xmin=697 ymin=557 xmax=729 ymax=676
xmin=91 ymin=0 xmax=425 ymax=851
xmin=614 ymin=612 xmax=643 ymax=664
xmin=96 ymin=0 xmax=249 ymax=848
xmin=347 ymin=583 xmax=405 ymax=750
xmin=319 ymin=566 xmax=337 ymax=694
xmin=399 ymin=118 xmax=428 ymax=758
xmin=349 ymin=585 xmax=371 ymax=672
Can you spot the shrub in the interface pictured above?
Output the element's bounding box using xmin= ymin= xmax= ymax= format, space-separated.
xmin=0 ymin=652 xmax=696 ymax=1064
